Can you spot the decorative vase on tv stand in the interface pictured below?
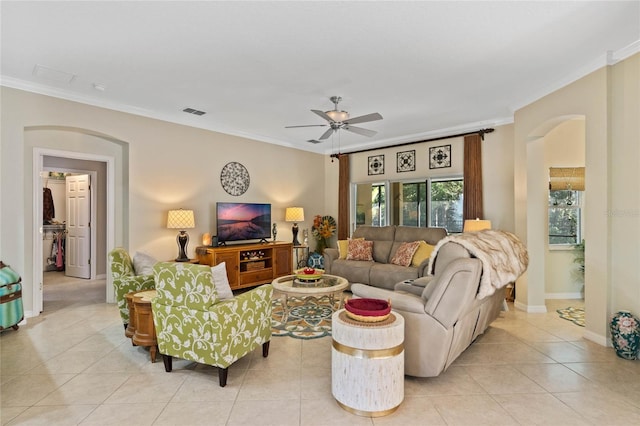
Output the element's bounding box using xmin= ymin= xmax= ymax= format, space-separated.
xmin=609 ymin=310 xmax=640 ymax=360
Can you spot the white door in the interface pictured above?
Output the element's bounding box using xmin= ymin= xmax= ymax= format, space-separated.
xmin=66 ymin=174 xmax=91 ymax=278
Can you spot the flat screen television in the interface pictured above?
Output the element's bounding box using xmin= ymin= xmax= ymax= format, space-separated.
xmin=216 ymin=202 xmax=271 ymax=244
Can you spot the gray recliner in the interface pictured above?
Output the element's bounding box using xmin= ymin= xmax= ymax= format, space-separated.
xmin=351 ymin=241 xmax=505 ymax=377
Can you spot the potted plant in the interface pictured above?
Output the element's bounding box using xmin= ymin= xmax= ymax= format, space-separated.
xmin=572 ymin=239 xmax=585 ymax=285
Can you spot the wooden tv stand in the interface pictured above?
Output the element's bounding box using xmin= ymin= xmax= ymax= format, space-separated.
xmin=196 ymin=241 xmax=293 ymax=290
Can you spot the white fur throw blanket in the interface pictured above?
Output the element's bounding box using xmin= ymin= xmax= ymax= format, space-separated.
xmin=428 ymin=230 xmax=529 ymax=300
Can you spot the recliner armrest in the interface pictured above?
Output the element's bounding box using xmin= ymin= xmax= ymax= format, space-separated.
xmin=351 ymin=283 xmax=426 ymax=314
xmin=423 ymin=258 xmax=482 ymax=329
xmin=323 ymin=248 xmax=339 ymax=273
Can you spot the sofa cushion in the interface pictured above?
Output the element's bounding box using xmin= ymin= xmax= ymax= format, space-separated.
xmin=394 ymin=226 xmax=447 ymax=245
xmin=352 ymin=225 xmax=396 ymax=241
xmin=337 ymin=237 xmax=364 ymax=260
xmin=210 ymin=262 xmax=234 ymax=300
xmin=411 ymin=241 xmax=435 ymax=267
xmin=391 ymin=241 xmax=421 ymax=266
xmin=331 ymin=259 xmax=373 ymax=285
xmin=346 ymin=239 xmax=374 ymax=261
xmin=132 ymin=251 xmax=158 ymax=276
xmin=372 ymin=241 xmax=393 ymax=263
xmin=369 ymin=263 xmax=420 ymax=290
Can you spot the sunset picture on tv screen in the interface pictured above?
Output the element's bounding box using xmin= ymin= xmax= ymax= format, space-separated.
xmin=216 ymin=203 xmax=271 ymax=242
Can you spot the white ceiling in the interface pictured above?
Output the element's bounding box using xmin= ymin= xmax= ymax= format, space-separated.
xmin=2 ymin=1 xmax=639 ymax=154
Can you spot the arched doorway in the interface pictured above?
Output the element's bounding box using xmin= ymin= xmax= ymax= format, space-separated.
xmin=28 ymin=126 xmax=127 ymax=314
xmin=517 ymin=115 xmax=586 ymax=313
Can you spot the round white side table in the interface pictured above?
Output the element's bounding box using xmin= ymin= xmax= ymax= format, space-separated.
xmin=331 ymin=309 xmax=404 ymax=417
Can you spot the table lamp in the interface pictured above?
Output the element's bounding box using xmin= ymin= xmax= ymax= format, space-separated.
xmin=285 ymin=207 xmax=304 ymax=246
xmin=463 ymin=218 xmax=492 ymax=232
xmin=167 ymin=209 xmax=195 ymax=261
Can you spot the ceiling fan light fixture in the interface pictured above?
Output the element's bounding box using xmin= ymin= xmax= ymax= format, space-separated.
xmin=326 ymin=110 xmax=349 ymax=122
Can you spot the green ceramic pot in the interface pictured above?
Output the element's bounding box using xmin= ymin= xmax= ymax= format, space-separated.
xmin=610 ymin=311 xmax=639 ymax=360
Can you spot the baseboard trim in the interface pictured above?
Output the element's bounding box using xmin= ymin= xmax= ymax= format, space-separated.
xmin=96 ymin=273 xmax=107 ymax=280
xmin=583 ymin=329 xmax=608 ymax=347
xmin=545 ymin=292 xmax=583 ymax=299
xmin=514 ymin=300 xmax=548 ymax=313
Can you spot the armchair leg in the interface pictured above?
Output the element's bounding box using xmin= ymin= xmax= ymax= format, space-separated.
xmin=262 ymin=341 xmax=270 ymax=358
xmin=218 ymin=368 xmax=228 ymax=387
xmin=162 ymin=354 xmax=173 ymax=372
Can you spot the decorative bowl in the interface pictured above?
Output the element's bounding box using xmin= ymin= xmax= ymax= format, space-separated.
xmin=295 ymin=267 xmax=325 ymax=281
xmin=344 ymin=298 xmax=391 ymax=322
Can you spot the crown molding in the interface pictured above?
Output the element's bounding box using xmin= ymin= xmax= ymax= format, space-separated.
xmin=510 ymin=39 xmax=640 ymax=113
xmin=609 ymin=39 xmax=640 ymax=64
xmin=0 ymin=75 xmax=314 ymax=153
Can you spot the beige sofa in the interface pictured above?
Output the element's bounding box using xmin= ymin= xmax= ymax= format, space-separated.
xmin=323 ymin=225 xmax=447 ymax=290
xmin=351 ymin=241 xmax=507 ymax=377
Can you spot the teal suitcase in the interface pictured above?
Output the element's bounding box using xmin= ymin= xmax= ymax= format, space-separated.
xmin=0 ymin=262 xmax=23 ymax=331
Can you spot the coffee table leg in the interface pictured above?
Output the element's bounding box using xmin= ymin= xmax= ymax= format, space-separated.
xmin=281 ymin=294 xmax=290 ymax=322
xmin=329 ymin=292 xmax=344 ymax=311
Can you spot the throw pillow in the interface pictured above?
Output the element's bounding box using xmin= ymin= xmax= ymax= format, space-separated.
xmin=411 ymin=241 xmax=436 ymax=267
xmin=391 ymin=241 xmax=421 ymax=267
xmin=337 ymin=237 xmax=364 ymax=259
xmin=132 ymin=251 xmax=158 ymax=276
xmin=346 ymin=239 xmax=374 ymax=261
xmin=210 ymin=262 xmax=234 ymax=300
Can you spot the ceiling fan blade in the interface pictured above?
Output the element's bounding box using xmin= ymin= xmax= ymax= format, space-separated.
xmin=345 ymin=112 xmax=383 ymax=125
xmin=311 ymin=109 xmax=334 ymax=123
xmin=319 ymin=128 xmax=335 ymax=140
xmin=285 ymin=124 xmax=328 ymax=128
xmin=344 ymin=125 xmax=377 ymax=138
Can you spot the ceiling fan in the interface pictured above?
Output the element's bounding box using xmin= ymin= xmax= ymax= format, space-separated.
xmin=286 ymin=96 xmax=383 ymax=142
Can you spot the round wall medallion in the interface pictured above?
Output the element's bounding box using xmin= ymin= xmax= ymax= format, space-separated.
xmin=220 ymin=162 xmax=250 ymax=196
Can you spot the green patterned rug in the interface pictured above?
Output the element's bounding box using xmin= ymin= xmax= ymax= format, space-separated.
xmin=557 ymin=306 xmax=585 ymax=327
xmin=271 ymin=296 xmax=333 ymax=340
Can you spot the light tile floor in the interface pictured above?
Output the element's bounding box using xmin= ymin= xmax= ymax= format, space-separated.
xmin=2 ymin=273 xmax=640 ymax=425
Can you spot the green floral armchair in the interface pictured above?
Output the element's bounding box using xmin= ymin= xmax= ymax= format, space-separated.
xmin=151 ymin=262 xmax=272 ymax=387
xmin=108 ymin=248 xmax=155 ymax=327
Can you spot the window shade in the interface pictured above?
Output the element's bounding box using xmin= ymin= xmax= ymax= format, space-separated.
xmin=549 ymin=167 xmax=585 ymax=191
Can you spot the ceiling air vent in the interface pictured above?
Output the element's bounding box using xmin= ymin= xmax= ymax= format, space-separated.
xmin=183 ymin=107 xmax=206 ymax=116
xmin=306 ymin=139 xmax=322 ymax=144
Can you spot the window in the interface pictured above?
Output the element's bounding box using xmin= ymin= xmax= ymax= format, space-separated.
xmin=549 ymin=190 xmax=581 ymax=245
xmin=429 ymin=178 xmax=464 ymax=233
xmin=371 ymin=184 xmax=386 ymax=227
xmin=354 ymin=177 xmax=463 ymax=233
xmin=399 ymin=182 xmax=427 ymax=227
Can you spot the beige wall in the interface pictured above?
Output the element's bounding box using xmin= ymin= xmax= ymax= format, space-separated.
xmin=1 ymin=87 xmax=326 ymax=316
xmin=609 ymin=53 xmax=640 ymax=314
xmin=514 ymin=52 xmax=640 ymax=344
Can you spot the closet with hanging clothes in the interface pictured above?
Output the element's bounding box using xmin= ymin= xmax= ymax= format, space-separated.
xmin=42 ymin=173 xmax=67 ymax=272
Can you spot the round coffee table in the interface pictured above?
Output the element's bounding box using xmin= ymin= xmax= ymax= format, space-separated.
xmin=271 ymin=274 xmax=348 ymax=322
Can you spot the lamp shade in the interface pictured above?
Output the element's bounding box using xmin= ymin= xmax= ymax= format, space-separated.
xmin=463 ymin=218 xmax=492 ymax=232
xmin=167 ymin=209 xmax=195 ymax=229
xmin=285 ymin=207 xmax=305 ymax=222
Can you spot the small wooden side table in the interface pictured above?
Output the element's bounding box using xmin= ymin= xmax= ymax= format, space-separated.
xmin=131 ymin=290 xmax=158 ymax=363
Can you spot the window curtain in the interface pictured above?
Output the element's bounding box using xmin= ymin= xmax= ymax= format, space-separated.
xmin=463 ymin=134 xmax=483 ymax=220
xmin=338 ymin=154 xmax=350 ymax=239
